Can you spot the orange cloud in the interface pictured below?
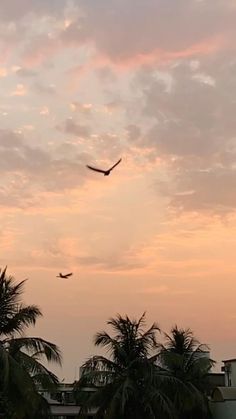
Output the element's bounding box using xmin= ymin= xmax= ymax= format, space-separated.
xmin=0 ymin=67 xmax=7 ymax=77
xmin=40 ymin=106 xmax=50 ymax=116
xmin=10 ymin=83 xmax=27 ymax=96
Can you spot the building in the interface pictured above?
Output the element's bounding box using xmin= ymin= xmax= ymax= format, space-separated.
xmin=221 ymin=358 xmax=236 ymax=386
xmin=210 ymin=359 xmax=236 ymax=419
xmin=39 ymin=358 xmax=236 ymax=419
xmin=40 ymin=383 xmax=96 ymax=419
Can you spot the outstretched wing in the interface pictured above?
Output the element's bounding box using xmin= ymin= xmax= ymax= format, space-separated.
xmin=65 ymin=273 xmax=73 ymax=277
xmin=109 ymin=158 xmax=122 ymax=171
xmin=86 ymin=165 xmax=106 ymax=174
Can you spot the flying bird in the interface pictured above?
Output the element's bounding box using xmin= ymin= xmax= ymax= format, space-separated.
xmin=86 ymin=158 xmax=122 ymax=176
xmin=57 ymin=272 xmax=73 ymax=279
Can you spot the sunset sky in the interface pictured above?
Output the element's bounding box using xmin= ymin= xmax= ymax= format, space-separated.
xmin=1 ymin=0 xmax=236 ymax=380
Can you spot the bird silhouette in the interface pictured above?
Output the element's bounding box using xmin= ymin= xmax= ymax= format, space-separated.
xmin=86 ymin=158 xmax=122 ymax=176
xmin=57 ymin=272 xmax=73 ymax=279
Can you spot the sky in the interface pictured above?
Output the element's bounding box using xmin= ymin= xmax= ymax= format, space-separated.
xmin=1 ymin=0 xmax=236 ymax=380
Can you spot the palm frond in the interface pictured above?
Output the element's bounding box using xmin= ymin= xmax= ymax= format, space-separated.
xmin=7 ymin=336 xmax=62 ymax=365
xmin=0 ymin=267 xmax=60 ymax=419
xmin=136 ymin=323 xmax=160 ymax=354
xmin=10 ymin=349 xmax=59 ymax=388
xmin=78 ymin=356 xmax=118 ymax=387
xmin=6 ymin=352 xmax=45 ymax=414
xmin=1 ymin=305 xmax=42 ymax=335
xmin=94 ymin=332 xmax=115 ymax=348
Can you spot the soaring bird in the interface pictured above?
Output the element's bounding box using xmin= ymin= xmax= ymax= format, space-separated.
xmin=86 ymin=158 xmax=122 ymax=176
xmin=57 ymin=272 xmax=73 ymax=279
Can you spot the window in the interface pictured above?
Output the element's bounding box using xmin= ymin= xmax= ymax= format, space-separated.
xmin=64 ymin=392 xmax=75 ymax=404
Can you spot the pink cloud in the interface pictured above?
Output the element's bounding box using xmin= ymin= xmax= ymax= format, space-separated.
xmin=102 ymin=36 xmax=225 ymax=70
xmin=65 ymin=35 xmax=224 ymax=89
xmin=19 ymin=0 xmax=229 ymax=72
xmin=62 ymin=0 xmax=234 ymax=66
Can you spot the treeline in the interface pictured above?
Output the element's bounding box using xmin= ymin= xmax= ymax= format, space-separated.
xmin=0 ymin=268 xmax=214 ymax=419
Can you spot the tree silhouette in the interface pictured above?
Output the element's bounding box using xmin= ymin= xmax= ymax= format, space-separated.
xmin=0 ymin=267 xmax=62 ymax=419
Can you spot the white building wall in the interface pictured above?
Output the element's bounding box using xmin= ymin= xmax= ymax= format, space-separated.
xmin=223 ymin=361 xmax=236 ymax=387
xmin=230 ymin=363 xmax=236 ymax=386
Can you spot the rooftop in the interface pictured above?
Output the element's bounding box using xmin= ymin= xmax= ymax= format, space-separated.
xmin=222 ymin=359 xmax=236 ymax=363
xmin=212 ymin=387 xmax=236 ymax=402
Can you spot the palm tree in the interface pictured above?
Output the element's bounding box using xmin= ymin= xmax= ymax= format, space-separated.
xmin=158 ymin=326 xmax=215 ymax=419
xmin=75 ymin=313 xmax=178 ymax=419
xmin=0 ymin=267 xmax=62 ymax=419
